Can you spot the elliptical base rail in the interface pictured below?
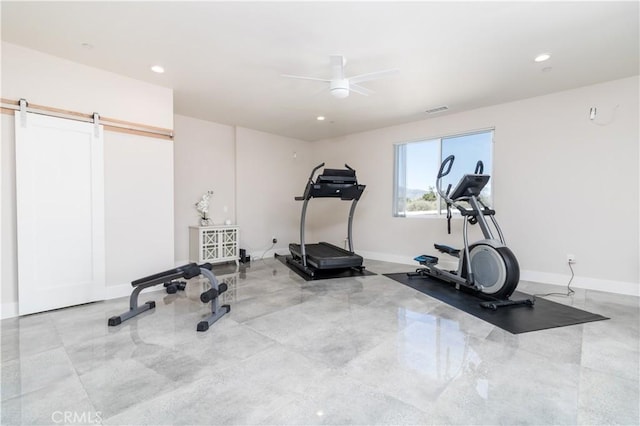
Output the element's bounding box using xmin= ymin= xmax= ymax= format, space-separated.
xmin=408 ymin=267 xmax=534 ymax=311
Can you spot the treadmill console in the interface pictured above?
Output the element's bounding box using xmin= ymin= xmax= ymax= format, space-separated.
xmin=316 ymin=168 xmax=357 ymax=184
xmin=299 ymin=166 xmax=365 ymax=200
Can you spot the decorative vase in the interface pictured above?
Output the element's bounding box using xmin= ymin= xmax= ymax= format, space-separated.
xmin=200 ymin=213 xmax=212 ymax=226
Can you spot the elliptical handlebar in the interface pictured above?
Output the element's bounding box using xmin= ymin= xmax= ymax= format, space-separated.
xmin=438 ymin=155 xmax=455 ymax=178
xmin=436 ymin=155 xmax=455 ymax=204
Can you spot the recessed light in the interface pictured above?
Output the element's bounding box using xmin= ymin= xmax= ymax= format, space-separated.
xmin=150 ymin=65 xmax=165 ymax=74
xmin=534 ymin=53 xmax=551 ymax=63
xmin=317 ymin=116 xmax=325 ymax=121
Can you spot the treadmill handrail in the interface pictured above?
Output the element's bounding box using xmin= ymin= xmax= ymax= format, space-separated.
xmin=299 ymin=197 xmax=311 ymax=266
xmin=296 ymin=163 xmax=325 ymax=200
xmin=347 ymin=198 xmax=360 ymax=252
xmin=308 ymin=162 xmax=325 ymax=183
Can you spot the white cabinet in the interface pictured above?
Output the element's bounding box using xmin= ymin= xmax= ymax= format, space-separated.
xmin=189 ymin=226 xmax=239 ymax=265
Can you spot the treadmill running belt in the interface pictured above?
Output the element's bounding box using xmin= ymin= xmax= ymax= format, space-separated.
xmin=277 ymin=254 xmax=375 ymax=281
xmin=289 ymin=242 xmax=363 ymax=269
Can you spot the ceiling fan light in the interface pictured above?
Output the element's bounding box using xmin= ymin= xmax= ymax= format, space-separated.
xmin=329 ymin=79 xmax=349 ymax=98
xmin=331 ymin=88 xmax=349 ymax=98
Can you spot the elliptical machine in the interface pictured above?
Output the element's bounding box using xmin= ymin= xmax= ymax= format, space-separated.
xmin=409 ymin=155 xmax=533 ymax=310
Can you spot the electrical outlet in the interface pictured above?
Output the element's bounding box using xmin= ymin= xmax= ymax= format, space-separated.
xmin=567 ymin=254 xmax=576 ymax=264
xmin=272 ymin=237 xmax=278 ymax=244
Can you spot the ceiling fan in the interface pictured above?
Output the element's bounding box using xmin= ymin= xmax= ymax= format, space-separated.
xmin=281 ymin=55 xmax=399 ymax=99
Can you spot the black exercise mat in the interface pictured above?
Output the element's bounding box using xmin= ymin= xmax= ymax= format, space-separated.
xmin=277 ymin=254 xmax=376 ymax=281
xmin=384 ymin=272 xmax=608 ymax=334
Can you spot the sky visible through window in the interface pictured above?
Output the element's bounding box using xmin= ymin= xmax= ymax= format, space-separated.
xmin=406 ymin=131 xmax=493 ymax=194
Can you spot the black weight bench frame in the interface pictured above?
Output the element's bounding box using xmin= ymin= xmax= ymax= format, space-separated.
xmin=108 ymin=262 xmax=230 ymax=332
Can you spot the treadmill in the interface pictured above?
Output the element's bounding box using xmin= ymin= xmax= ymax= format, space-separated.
xmin=287 ymin=163 xmax=366 ymax=278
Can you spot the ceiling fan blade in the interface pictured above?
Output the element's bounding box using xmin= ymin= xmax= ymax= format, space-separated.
xmin=349 ymin=68 xmax=399 ymax=84
xmin=350 ymin=84 xmax=374 ymax=96
xmin=281 ymin=74 xmax=331 ymax=83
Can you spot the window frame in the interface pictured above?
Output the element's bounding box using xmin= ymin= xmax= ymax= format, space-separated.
xmin=393 ymin=128 xmax=495 ymax=218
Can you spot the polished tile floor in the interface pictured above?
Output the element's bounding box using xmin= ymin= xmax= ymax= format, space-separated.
xmin=2 ymin=258 xmax=639 ymax=425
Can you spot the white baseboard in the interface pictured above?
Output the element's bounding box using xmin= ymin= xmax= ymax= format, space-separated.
xmin=358 ymin=250 xmax=415 ymax=266
xmin=104 ymin=283 xmax=137 ymax=301
xmin=249 ymin=247 xmax=284 ymax=261
xmin=359 ymin=250 xmax=459 ymax=270
xmin=1 ymin=285 xmax=140 ymax=320
xmin=358 ymin=250 xmax=639 ymax=297
xmin=520 ymin=269 xmax=639 ymax=297
xmin=1 ymin=302 xmax=18 ymax=319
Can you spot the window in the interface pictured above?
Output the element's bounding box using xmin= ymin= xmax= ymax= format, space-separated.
xmin=393 ymin=129 xmax=493 ymax=217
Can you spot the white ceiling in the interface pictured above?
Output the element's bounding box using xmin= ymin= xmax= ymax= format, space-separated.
xmin=2 ymin=1 xmax=638 ymax=141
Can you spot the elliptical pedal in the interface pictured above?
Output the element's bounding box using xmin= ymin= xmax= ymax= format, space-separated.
xmin=407 ymin=255 xmax=438 ymax=278
xmin=434 ymin=244 xmax=460 ymax=257
xmin=414 ymin=254 xmax=438 ymax=266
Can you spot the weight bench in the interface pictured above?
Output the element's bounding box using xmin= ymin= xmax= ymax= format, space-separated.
xmin=107 ymin=262 xmax=230 ymax=332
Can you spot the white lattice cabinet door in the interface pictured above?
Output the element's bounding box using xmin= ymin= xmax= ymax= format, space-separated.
xmin=189 ymin=226 xmax=239 ymax=265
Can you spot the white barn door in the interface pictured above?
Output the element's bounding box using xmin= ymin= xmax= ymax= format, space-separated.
xmin=15 ymin=112 xmax=105 ymax=315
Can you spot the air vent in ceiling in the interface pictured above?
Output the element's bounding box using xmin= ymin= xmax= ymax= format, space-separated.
xmin=425 ymin=106 xmax=449 ymax=114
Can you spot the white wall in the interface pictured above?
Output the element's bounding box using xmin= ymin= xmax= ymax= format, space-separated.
xmin=311 ymin=76 xmax=639 ymax=295
xmin=173 ymin=114 xmax=236 ymax=263
xmin=103 ymin=132 xmax=174 ymax=292
xmin=172 ymin=120 xmax=312 ymax=263
xmin=1 ymin=42 xmax=175 ymax=317
xmin=1 ymin=115 xmax=16 ymax=316
xmin=235 ymin=127 xmax=312 ymax=259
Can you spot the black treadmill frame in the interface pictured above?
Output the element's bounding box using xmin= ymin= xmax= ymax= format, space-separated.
xmin=288 ymin=163 xmax=366 ymax=277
